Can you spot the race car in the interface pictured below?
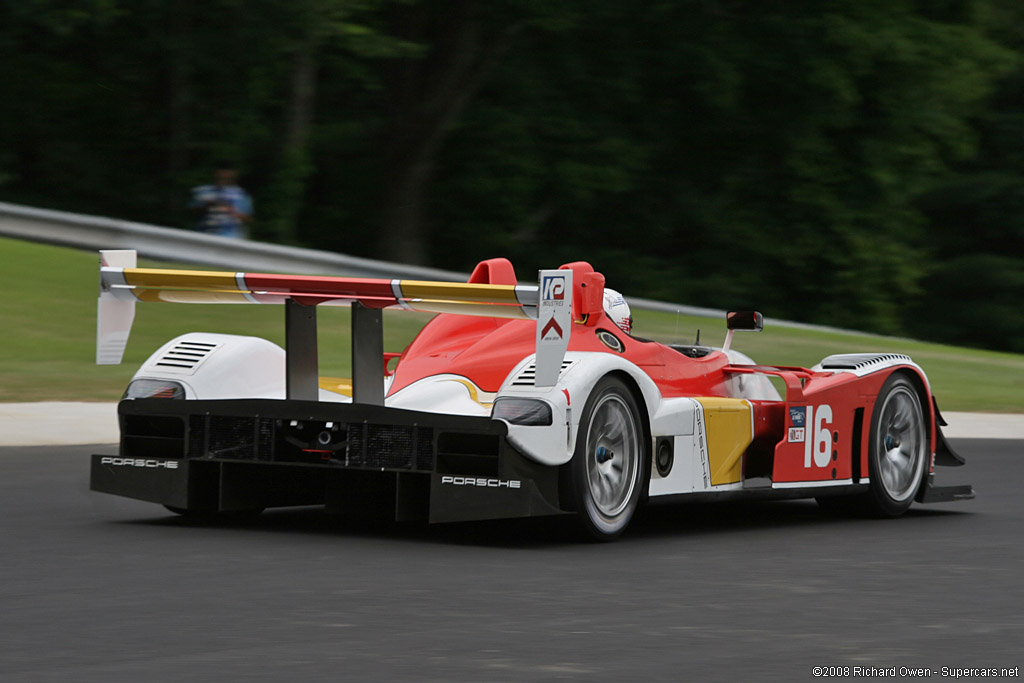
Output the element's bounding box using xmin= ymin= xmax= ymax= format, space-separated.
xmin=91 ymin=250 xmax=973 ymax=539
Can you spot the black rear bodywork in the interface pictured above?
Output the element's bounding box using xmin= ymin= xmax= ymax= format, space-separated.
xmin=91 ymin=398 xmax=565 ymax=523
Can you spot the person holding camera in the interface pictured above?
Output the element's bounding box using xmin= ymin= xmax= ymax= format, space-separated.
xmin=188 ymin=161 xmax=253 ymax=238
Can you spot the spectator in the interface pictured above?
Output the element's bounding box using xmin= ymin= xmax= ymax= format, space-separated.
xmin=188 ymin=161 xmax=253 ymax=238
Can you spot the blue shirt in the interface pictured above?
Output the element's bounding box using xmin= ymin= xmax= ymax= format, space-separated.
xmin=189 ymin=184 xmax=253 ymax=238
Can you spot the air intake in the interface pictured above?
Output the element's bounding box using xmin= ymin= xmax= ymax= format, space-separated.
xmin=511 ymin=360 xmax=574 ymax=386
xmin=819 ymin=353 xmax=913 ymax=371
xmin=155 ymin=340 xmax=218 ymax=371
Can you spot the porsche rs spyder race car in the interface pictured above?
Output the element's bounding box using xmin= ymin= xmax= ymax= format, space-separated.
xmin=91 ymin=250 xmax=973 ymax=540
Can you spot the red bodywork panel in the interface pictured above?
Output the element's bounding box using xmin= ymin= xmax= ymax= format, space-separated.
xmin=389 ymin=259 xmax=732 ymax=397
xmin=387 ymin=259 xmax=936 ymax=488
xmin=755 ymin=368 xmax=936 ymax=484
xmin=388 ymin=314 xmax=732 ymax=397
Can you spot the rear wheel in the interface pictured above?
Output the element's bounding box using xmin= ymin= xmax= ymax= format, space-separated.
xmin=567 ymin=377 xmax=646 ymax=540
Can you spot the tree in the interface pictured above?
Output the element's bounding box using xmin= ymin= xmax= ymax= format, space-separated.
xmin=1 ymin=0 xmax=1022 ymax=351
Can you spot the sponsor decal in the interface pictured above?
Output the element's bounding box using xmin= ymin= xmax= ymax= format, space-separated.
xmin=441 ymin=476 xmax=521 ymax=489
xmin=788 ymin=427 xmax=806 ymax=443
xmin=695 ymin=406 xmax=710 ymax=488
xmin=100 ymin=457 xmax=179 ymax=469
xmin=596 ymin=329 xmax=625 ymax=353
xmin=541 ymin=315 xmax=564 ymax=341
xmin=535 ymin=269 xmax=572 ymax=387
xmin=789 ymin=406 xmax=806 ymax=427
xmin=541 ymin=274 xmax=567 ymax=304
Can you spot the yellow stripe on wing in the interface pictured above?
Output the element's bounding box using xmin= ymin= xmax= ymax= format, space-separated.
xmin=399 ymin=281 xmax=521 ymax=304
xmin=111 ymin=268 xmax=538 ymax=317
xmin=122 ymin=268 xmax=240 ymax=291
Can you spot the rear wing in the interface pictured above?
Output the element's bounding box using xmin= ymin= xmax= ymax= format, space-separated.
xmin=97 ymin=250 xmax=587 ymax=398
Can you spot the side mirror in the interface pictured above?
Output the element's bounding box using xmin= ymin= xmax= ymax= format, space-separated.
xmin=723 ymin=311 xmax=763 ymax=352
xmin=726 ymin=311 xmax=763 ymax=332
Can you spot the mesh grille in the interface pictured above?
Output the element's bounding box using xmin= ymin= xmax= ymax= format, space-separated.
xmin=349 ymin=423 xmax=434 ymax=470
xmin=188 ymin=416 xmax=203 ymax=455
xmin=186 ymin=415 xmax=434 ymax=471
xmin=189 ymin=415 xmax=274 ymax=461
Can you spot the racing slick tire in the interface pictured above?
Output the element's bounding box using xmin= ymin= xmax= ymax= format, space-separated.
xmin=818 ymin=373 xmax=928 ymax=517
xmin=566 ymin=376 xmax=646 ymax=541
xmin=864 ymin=373 xmax=928 ymax=517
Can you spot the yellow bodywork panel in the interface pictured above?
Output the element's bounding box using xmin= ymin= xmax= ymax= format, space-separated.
xmin=319 ymin=377 xmax=353 ymax=397
xmin=696 ymin=397 xmax=753 ymax=486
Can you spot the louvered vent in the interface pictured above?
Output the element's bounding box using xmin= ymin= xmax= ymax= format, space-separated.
xmin=511 ymin=360 xmax=574 ymax=386
xmin=820 ymin=353 xmax=912 ymax=371
xmin=155 ymin=340 xmax=218 ymax=370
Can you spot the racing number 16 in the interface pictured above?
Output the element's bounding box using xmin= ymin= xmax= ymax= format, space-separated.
xmin=804 ymin=404 xmax=833 ymax=468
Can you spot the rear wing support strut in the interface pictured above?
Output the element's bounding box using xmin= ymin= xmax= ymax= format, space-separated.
xmin=284 ymin=299 xmax=385 ymax=405
xmin=351 ymin=303 xmax=384 ymax=406
xmin=285 ymin=299 xmax=319 ymax=401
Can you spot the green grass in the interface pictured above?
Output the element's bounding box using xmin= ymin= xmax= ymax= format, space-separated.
xmin=2 ymin=236 xmax=1022 ymax=411
xmin=0 ymin=237 xmax=432 ymax=402
xmin=633 ymin=309 xmax=1024 ymax=412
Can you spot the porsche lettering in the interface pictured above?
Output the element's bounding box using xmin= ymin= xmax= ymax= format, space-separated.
xmin=441 ymin=476 xmax=521 ymax=489
xmin=100 ymin=457 xmax=179 ymax=469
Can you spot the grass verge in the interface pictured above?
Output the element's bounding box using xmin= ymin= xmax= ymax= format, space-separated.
xmin=1 ymin=237 xmax=1021 ymax=411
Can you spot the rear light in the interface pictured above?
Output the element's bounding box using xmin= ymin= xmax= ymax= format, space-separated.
xmin=123 ymin=379 xmax=186 ymax=400
xmin=492 ymin=398 xmax=553 ymax=426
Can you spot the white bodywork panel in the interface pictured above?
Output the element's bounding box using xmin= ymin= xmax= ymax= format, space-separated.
xmin=131 ymin=334 xmax=787 ymax=498
xmin=647 ymin=398 xmax=751 ymax=497
xmin=131 ymin=333 xmax=346 ymax=402
xmin=495 ymin=351 xmax=664 ymax=467
xmin=386 ymin=374 xmax=495 ymax=418
xmin=649 ymin=398 xmax=702 ymax=496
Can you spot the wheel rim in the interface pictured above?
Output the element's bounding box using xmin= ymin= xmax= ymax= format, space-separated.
xmin=875 ymin=385 xmax=925 ymax=502
xmin=584 ymin=394 xmax=639 ymax=518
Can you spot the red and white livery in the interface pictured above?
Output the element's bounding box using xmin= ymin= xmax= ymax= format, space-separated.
xmin=91 ymin=251 xmax=972 ymax=539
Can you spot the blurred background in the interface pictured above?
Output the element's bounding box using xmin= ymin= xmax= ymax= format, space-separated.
xmin=1 ymin=0 xmax=1022 ymax=351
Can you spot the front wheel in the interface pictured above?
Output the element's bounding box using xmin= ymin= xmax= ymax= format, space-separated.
xmin=865 ymin=374 xmax=928 ymax=517
xmin=816 ymin=374 xmax=928 ymax=517
xmin=566 ymin=377 xmax=646 ymax=540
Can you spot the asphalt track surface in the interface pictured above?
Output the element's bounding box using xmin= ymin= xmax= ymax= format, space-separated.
xmin=0 ymin=440 xmax=1019 ymax=682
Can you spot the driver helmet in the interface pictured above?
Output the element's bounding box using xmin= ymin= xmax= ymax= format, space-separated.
xmin=603 ymin=288 xmax=632 ymax=333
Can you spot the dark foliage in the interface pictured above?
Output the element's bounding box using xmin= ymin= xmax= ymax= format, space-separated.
xmin=0 ymin=0 xmax=1021 ymax=350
